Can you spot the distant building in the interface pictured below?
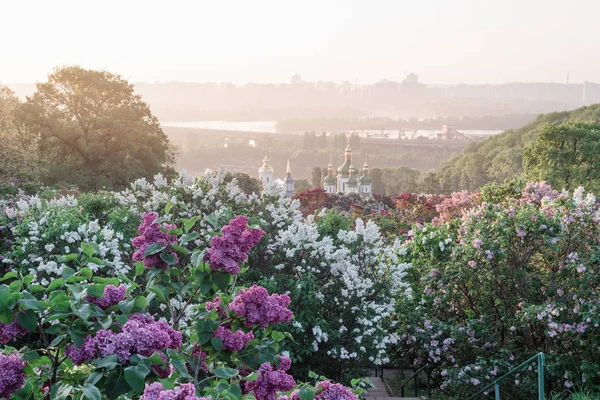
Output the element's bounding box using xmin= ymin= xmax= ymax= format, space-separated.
xmin=438 ymin=125 xmax=469 ymax=141
xmin=258 ymin=156 xmax=274 ymax=184
xmin=323 ymin=138 xmax=372 ymax=197
xmin=403 ymin=73 xmax=419 ymax=85
xmin=258 ymin=156 xmax=295 ymax=198
xmin=284 ymin=160 xmax=295 ymax=197
xmin=291 ymin=74 xmax=302 ymax=85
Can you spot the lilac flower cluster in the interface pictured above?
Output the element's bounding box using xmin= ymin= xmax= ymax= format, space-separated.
xmin=132 ymin=212 xmax=178 ymax=269
xmin=204 ymin=215 xmax=264 ymax=275
xmin=140 ymin=382 xmax=209 ymax=400
xmin=0 ymin=353 xmax=25 ymax=399
xmin=0 ymin=316 xmax=26 ymax=344
xmin=87 ymin=285 xmax=127 ymax=309
xmin=214 ymin=326 xmax=254 ymax=351
xmin=245 ymin=356 xmax=296 ymax=400
xmin=229 ymin=285 xmax=293 ymax=327
xmin=205 ymin=296 xmax=226 ymax=319
xmin=65 ymin=313 xmax=182 ymax=365
xmin=314 ymin=381 xmax=358 ymax=400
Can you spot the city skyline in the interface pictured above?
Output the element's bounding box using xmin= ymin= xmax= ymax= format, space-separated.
xmin=2 ymin=0 xmax=600 ymax=85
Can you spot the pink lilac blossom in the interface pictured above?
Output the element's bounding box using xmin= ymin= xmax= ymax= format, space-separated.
xmin=204 ymin=215 xmax=264 ymax=275
xmin=87 ymin=285 xmax=127 ymax=309
xmin=214 ymin=326 xmax=254 ymax=351
xmin=140 ymin=382 xmax=209 ymax=400
xmin=229 ymin=285 xmax=293 ymax=328
xmin=0 ymin=353 xmax=25 ymax=399
xmin=245 ymin=357 xmax=296 ymax=400
xmin=205 ymin=296 xmax=227 ymax=319
xmin=314 ymin=381 xmax=358 ymax=400
xmin=521 ymin=182 xmax=559 ymax=204
xmin=132 ymin=212 xmax=178 ymax=270
xmin=0 ymin=316 xmax=26 ymax=344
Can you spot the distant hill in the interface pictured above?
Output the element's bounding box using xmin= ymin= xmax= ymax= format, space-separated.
xmin=429 ymin=104 xmax=600 ymax=193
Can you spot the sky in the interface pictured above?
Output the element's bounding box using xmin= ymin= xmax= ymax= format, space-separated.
xmin=2 ymin=0 xmax=600 ymax=85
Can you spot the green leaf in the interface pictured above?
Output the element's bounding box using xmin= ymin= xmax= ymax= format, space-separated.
xmin=213 ymin=367 xmax=239 ymax=379
xmin=135 ymin=262 xmax=145 ymax=277
xmin=18 ymin=291 xmax=44 ymax=311
xmin=0 ymin=308 xmax=12 ymax=324
xmin=124 ymin=364 xmax=150 ymax=393
xmin=59 ymin=253 xmax=79 ymax=262
xmin=172 ymin=244 xmax=191 ymax=255
xmin=49 ymin=334 xmax=66 ymax=348
xmin=171 ymin=358 xmax=190 ymax=378
xmin=160 ymin=252 xmax=177 ymax=266
xmin=184 ymin=216 xmax=201 ymax=233
xmin=165 ymin=202 xmax=174 ymax=215
xmin=23 ymin=274 xmax=34 ymax=286
xmin=190 ymin=250 xmax=205 ymax=268
xmin=48 ymin=278 xmax=64 ymax=291
xmin=118 ymin=298 xmax=135 ymax=315
xmin=205 ymin=214 xmax=219 ymax=228
xmin=0 ymin=271 xmax=17 ymax=281
xmin=80 ymin=267 xmax=93 ymax=279
xmin=17 ymin=310 xmax=38 ymax=332
xmin=180 ymin=232 xmax=199 ymax=243
xmin=0 ymin=284 xmax=10 ymax=310
xmin=149 ymin=286 xmax=167 ymax=302
xmin=87 ymin=284 xmax=106 ymax=298
xmin=211 ymin=337 xmax=223 ymax=352
xmin=298 ymin=387 xmax=316 ymax=400
xmin=9 ymin=279 xmax=22 ymax=292
xmin=51 ymin=382 xmax=73 ymax=400
xmin=81 ymin=383 xmax=102 ymax=400
xmin=72 ymin=303 xmax=92 ymax=322
xmin=242 ymin=372 xmax=259 ymax=381
xmin=94 ymin=354 xmax=118 ymax=370
xmin=62 ymin=267 xmax=76 ymax=279
xmin=144 ymin=243 xmax=166 ymax=257
xmin=212 ymin=271 xmax=231 ymax=290
xmin=81 ymin=242 xmax=95 ymax=258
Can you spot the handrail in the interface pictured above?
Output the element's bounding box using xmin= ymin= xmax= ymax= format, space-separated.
xmin=467 ymin=353 xmax=545 ymax=400
xmin=400 ymin=364 xmax=432 ymax=398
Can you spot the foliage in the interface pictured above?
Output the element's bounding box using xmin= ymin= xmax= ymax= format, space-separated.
xmin=0 ymin=171 xmax=405 ymax=398
xmin=395 ymin=180 xmax=600 ymax=398
xmin=427 ymin=104 xmax=600 ymax=193
xmin=524 ymin=122 xmax=600 ymax=192
xmin=18 ymin=66 xmax=173 ymax=191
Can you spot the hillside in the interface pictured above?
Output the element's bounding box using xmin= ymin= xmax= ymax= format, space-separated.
xmin=430 ymin=104 xmax=600 ymax=193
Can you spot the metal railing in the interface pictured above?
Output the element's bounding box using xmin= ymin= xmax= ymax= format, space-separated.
xmin=468 ymin=353 xmax=545 ymax=400
xmin=400 ymin=364 xmax=432 ymax=399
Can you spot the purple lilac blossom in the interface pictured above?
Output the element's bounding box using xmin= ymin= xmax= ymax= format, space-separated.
xmin=229 ymin=285 xmax=293 ymax=328
xmin=140 ymin=382 xmax=209 ymax=400
xmin=0 ymin=353 xmax=26 ymax=399
xmin=87 ymin=285 xmax=127 ymax=309
xmin=66 ymin=313 xmax=182 ymax=365
xmin=314 ymin=381 xmax=358 ymax=400
xmin=65 ymin=335 xmax=97 ymax=365
xmin=0 ymin=316 xmax=26 ymax=344
xmin=245 ymin=357 xmax=296 ymax=400
xmin=214 ymin=326 xmax=254 ymax=351
xmin=204 ymin=215 xmax=264 ymax=275
xmin=132 ymin=212 xmax=178 ymax=270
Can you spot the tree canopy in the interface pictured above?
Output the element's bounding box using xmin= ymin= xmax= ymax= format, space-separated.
xmin=19 ymin=66 xmax=173 ymax=190
xmin=524 ymin=122 xmax=600 ymax=191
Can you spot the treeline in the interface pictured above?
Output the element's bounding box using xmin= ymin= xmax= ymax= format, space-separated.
xmin=277 ymin=114 xmax=537 ymax=133
xmin=421 ymin=104 xmax=600 ymax=193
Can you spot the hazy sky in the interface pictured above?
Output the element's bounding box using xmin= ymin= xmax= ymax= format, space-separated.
xmin=2 ymin=0 xmax=600 ymax=85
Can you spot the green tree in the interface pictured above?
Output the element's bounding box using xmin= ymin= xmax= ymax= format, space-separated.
xmin=224 ymin=172 xmax=262 ymax=194
xmin=0 ymin=86 xmax=40 ymax=181
xmin=294 ymin=179 xmax=311 ymax=194
xmin=371 ymin=168 xmax=385 ymax=195
xmin=311 ymin=166 xmax=323 ymax=187
xmin=524 ymin=122 xmax=600 ymax=191
xmin=19 ymin=66 xmax=173 ymax=190
xmin=381 ymin=166 xmax=421 ymax=195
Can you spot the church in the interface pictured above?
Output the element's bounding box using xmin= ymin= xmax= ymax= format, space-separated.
xmin=324 ymin=140 xmax=372 ymax=197
xmin=257 ymin=139 xmax=372 ymax=198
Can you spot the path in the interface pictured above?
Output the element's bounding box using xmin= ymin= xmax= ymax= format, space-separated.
xmin=364 ymin=376 xmax=423 ymax=400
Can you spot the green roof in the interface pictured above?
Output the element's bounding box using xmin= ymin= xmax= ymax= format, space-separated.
xmin=347 ymin=176 xmax=358 ymax=187
xmin=324 ymin=175 xmax=336 ymax=185
xmin=337 ymin=160 xmax=352 ymax=176
xmin=359 ymin=175 xmax=372 ymax=184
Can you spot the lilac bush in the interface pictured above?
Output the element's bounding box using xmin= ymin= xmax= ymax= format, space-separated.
xmin=0 ymin=179 xmax=370 ymax=399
